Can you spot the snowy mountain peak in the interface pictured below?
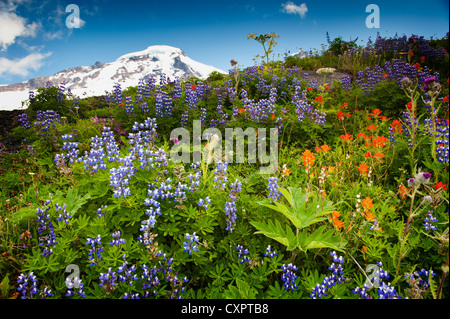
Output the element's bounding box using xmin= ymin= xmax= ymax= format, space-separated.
xmin=0 ymin=45 xmax=226 ymax=110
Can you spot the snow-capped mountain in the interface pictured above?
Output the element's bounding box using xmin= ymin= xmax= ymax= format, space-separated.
xmin=0 ymin=45 xmax=226 ymax=110
xmin=290 ymin=49 xmax=309 ymax=58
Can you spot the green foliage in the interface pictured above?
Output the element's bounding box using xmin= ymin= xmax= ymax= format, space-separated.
xmin=0 ymin=32 xmax=448 ymax=300
xmin=252 ymin=187 xmax=345 ymax=253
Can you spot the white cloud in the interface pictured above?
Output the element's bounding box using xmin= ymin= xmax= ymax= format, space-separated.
xmin=0 ymin=52 xmax=52 ymax=77
xmin=281 ymin=1 xmax=308 ymax=18
xmin=0 ymin=4 xmax=40 ymax=51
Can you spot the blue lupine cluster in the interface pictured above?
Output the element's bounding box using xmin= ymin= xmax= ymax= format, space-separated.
xmin=197 ymin=196 xmax=211 ymax=210
xmin=186 ymin=83 xmax=199 ymax=110
xmin=183 ymin=232 xmax=199 ymax=255
xmin=124 ymin=95 xmax=134 ymax=115
xmin=28 ymin=90 xmax=35 ymax=103
xmin=213 ymin=161 xmax=228 ymax=190
xmin=264 ymin=245 xmax=278 ymax=259
xmin=434 ymin=118 xmax=449 ymax=164
xmin=225 ymin=201 xmax=237 ymax=233
xmin=401 ymin=110 xmax=421 ymax=149
xmin=109 ymin=155 xmax=136 ymax=198
xmin=424 ymin=211 xmax=438 ymax=231
xmin=405 ymin=268 xmax=436 ymax=290
xmin=17 ymin=113 xmax=31 ymax=129
xmin=36 ymin=201 xmax=58 ymax=257
xmin=155 ymin=252 xmax=190 ymax=299
xmin=236 ymin=244 xmax=251 ymax=264
xmin=281 ymin=263 xmax=299 ymax=292
xmin=238 ymin=88 xmax=278 ymax=123
xmin=341 ymin=74 xmax=352 ymax=91
xmin=267 ymin=176 xmax=282 ymax=201
xmin=73 ymin=95 xmax=79 ymax=109
xmin=374 ymin=33 xmax=447 ymax=61
xmin=55 ymin=134 xmax=79 ymax=167
xmin=354 ymin=58 xmax=437 ymax=95
xmin=86 ymin=234 xmax=104 ymax=266
xmin=310 ymin=251 xmax=345 ymax=298
xmin=352 ymin=261 xmax=401 ymax=299
xmin=65 ymin=277 xmax=86 ymax=298
xmin=110 ymin=230 xmax=126 ymax=246
xmin=80 ymin=136 xmax=108 ymax=172
xmin=34 ymin=110 xmax=61 ymax=139
xmin=224 ymin=179 xmax=242 ymax=233
xmin=140 ymin=101 xmax=149 ymax=113
xmin=292 ymin=86 xmax=326 ymax=126
xmin=99 ymin=267 xmax=118 ymax=293
xmin=97 ymin=205 xmax=106 ymax=219
xmin=17 ymin=272 xmax=39 ymax=299
xmin=117 ymin=256 xmax=139 ymax=287
xmin=113 ymin=82 xmax=123 ymax=104
xmin=55 ymin=202 xmax=71 ymax=224
xmin=200 ymin=107 xmax=207 ymax=125
xmin=141 ymin=264 xmax=160 ymax=297
xmin=57 ymin=82 xmax=65 ymax=104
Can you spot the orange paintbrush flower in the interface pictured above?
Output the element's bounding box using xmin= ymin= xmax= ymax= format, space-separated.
xmin=340 ymin=134 xmax=353 ymax=141
xmin=364 ymin=211 xmax=375 ymax=221
xmin=371 ymin=108 xmax=382 ymax=117
xmin=357 ymin=163 xmax=370 ymax=175
xmin=320 ymin=144 xmax=331 ymax=152
xmin=302 ymin=149 xmax=315 ymax=171
xmin=361 ymin=197 xmax=374 ymax=212
xmin=398 ymin=185 xmax=409 ymax=199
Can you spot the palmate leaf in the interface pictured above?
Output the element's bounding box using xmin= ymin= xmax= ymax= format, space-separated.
xmin=250 ymin=219 xmax=297 ymax=251
xmin=298 ymin=225 xmax=346 ymax=253
xmin=258 ymin=187 xmax=335 ymax=230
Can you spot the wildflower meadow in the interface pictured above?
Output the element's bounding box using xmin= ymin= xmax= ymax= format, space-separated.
xmin=0 ymin=33 xmax=448 ymax=306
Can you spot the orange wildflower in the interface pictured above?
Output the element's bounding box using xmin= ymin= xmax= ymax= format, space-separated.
xmin=301 ymin=149 xmax=315 ymax=171
xmin=367 ymin=124 xmax=377 ymax=131
xmin=191 ymin=84 xmax=197 ymax=90
xmin=364 ymin=211 xmax=375 ymax=221
xmin=398 ymin=185 xmax=409 ymax=199
xmin=315 ymin=96 xmax=324 ymax=103
xmin=340 ymin=134 xmax=353 ymax=141
xmin=390 ymin=120 xmax=403 ymax=134
xmin=357 ymin=163 xmax=370 ymax=175
xmin=271 ymin=114 xmax=276 ymax=119
xmin=282 ymin=165 xmax=292 ymax=177
xmin=361 ymin=197 xmax=374 ymax=212
xmin=320 ymin=144 xmax=331 ymax=152
xmin=330 ymin=211 xmax=344 ymax=229
xmin=238 ymin=108 xmax=245 ymax=113
xmin=337 ymin=111 xmax=344 ymax=119
xmin=374 ymin=152 xmax=385 ymax=160
xmin=433 ymin=182 xmax=447 ymax=191
xmin=365 ymin=152 xmax=373 ymax=158
xmin=371 ymin=108 xmax=382 ymax=117
xmin=371 ymin=136 xmax=389 ymax=148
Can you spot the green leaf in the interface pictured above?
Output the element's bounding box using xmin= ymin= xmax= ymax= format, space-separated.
xmin=298 ymin=225 xmax=346 ymax=253
xmin=250 ymin=219 xmax=297 ymax=250
xmin=258 ymin=187 xmax=335 ymax=231
xmin=1 ymin=275 xmax=10 ymax=298
xmin=224 ymin=278 xmax=257 ymax=299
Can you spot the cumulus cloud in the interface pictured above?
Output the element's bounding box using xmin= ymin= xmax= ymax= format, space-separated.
xmin=0 ymin=52 xmax=52 ymax=77
xmin=281 ymin=2 xmax=308 ymax=18
xmin=0 ymin=10 xmax=41 ymax=50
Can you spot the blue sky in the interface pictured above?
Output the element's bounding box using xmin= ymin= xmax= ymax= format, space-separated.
xmin=0 ymin=0 xmax=448 ymax=85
